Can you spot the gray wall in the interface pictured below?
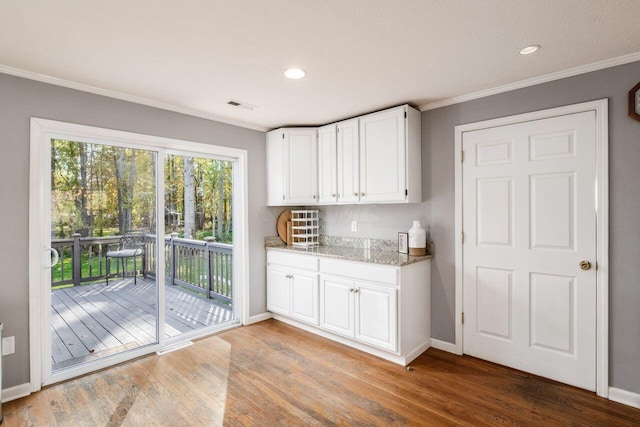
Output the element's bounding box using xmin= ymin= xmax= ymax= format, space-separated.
xmin=321 ymin=60 xmax=640 ymax=394
xmin=0 ymin=73 xmax=277 ymax=389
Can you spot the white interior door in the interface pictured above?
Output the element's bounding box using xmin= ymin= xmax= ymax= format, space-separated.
xmin=462 ymin=111 xmax=597 ymax=391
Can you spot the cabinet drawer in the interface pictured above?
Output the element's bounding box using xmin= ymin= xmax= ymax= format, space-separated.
xmin=267 ymin=250 xmax=319 ymax=271
xmin=319 ymin=258 xmax=398 ymax=285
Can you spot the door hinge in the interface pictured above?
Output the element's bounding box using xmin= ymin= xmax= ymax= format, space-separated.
xmin=461 ymin=232 xmax=465 ymax=244
xmin=404 ymin=111 xmax=407 ymax=119
xmin=462 ymin=312 xmax=465 ymax=324
xmin=405 ymin=189 xmax=408 ymax=196
xmin=282 ymin=133 xmax=285 ymax=139
xmin=282 ymin=194 xmax=285 ymax=201
xmin=461 ymin=150 xmax=465 ymax=162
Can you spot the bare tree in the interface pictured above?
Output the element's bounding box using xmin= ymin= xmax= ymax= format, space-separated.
xmin=183 ymin=156 xmax=195 ymax=239
xmin=114 ymin=148 xmax=133 ymax=233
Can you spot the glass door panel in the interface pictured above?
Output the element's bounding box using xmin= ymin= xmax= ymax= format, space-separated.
xmin=163 ymin=154 xmax=235 ymax=339
xmin=50 ymin=139 xmax=158 ymax=372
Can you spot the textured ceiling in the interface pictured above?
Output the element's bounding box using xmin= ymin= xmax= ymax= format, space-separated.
xmin=1 ymin=0 xmax=639 ymax=130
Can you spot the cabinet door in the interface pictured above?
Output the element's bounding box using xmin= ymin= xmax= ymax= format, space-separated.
xmin=266 ymin=129 xmax=285 ymax=206
xmin=359 ymin=107 xmax=406 ymax=203
xmin=337 ymin=118 xmax=360 ymax=203
xmin=318 ymin=124 xmax=338 ymax=204
xmin=355 ymin=282 xmax=397 ymax=352
xmin=285 ymin=129 xmax=318 ymax=204
xmin=291 ymin=270 xmax=319 ymax=325
xmin=267 ymin=265 xmax=291 ymax=315
xmin=319 ymin=275 xmax=355 ymax=338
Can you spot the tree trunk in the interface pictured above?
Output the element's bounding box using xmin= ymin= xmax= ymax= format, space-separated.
xmin=183 ymin=156 xmax=195 ymax=239
xmin=114 ymin=148 xmax=133 ymax=234
xmin=217 ymin=163 xmax=224 ymax=241
xmin=77 ymin=143 xmax=92 ymax=236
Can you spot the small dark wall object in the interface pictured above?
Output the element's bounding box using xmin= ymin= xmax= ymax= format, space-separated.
xmin=629 ymin=81 xmax=640 ymax=121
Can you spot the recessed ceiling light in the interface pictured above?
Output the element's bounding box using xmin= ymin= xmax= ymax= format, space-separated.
xmin=520 ymin=45 xmax=541 ymax=55
xmin=284 ymin=68 xmax=306 ymax=79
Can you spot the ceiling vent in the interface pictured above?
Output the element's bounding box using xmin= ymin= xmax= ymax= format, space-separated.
xmin=227 ymin=99 xmax=256 ymax=111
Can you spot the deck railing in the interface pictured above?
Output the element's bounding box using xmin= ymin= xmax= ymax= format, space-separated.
xmin=144 ymin=234 xmax=233 ymax=304
xmin=51 ymin=233 xmax=233 ymax=305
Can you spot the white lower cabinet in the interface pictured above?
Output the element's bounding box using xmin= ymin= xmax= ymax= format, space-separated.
xmin=319 ymin=275 xmax=355 ymax=337
xmin=267 ymin=252 xmax=319 ymax=325
xmin=267 ymin=249 xmax=431 ymax=366
xmin=354 ymin=281 xmax=397 ymax=352
xmin=266 ymin=265 xmax=291 ymax=315
xmin=320 ymin=276 xmax=397 ymax=352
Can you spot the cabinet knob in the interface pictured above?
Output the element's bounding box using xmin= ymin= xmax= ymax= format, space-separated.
xmin=353 ymin=192 xmax=358 ymax=196
xmin=360 ymin=193 xmax=365 ymax=197
xmin=349 ymin=288 xmax=354 ymax=292
xmin=332 ymin=193 xmax=336 ymax=197
xmin=354 ymin=288 xmax=359 ymax=293
xmin=312 ymin=195 xmax=316 ymax=199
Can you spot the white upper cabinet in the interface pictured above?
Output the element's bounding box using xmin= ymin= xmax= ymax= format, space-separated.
xmin=266 ymin=128 xmax=318 ymax=205
xmin=337 ymin=118 xmax=360 ymax=203
xmin=266 ymin=105 xmax=421 ymax=206
xmin=359 ymin=105 xmax=421 ymax=203
xmin=317 ymin=124 xmax=338 ymax=204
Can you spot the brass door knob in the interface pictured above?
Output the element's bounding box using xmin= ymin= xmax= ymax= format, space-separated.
xmin=579 ymin=260 xmax=592 ymax=270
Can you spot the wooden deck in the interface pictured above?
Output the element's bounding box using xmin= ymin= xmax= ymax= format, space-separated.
xmin=51 ymin=277 xmax=233 ymax=370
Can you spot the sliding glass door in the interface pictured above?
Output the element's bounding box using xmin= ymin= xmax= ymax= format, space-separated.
xmin=32 ymin=119 xmax=246 ymax=387
xmin=49 ymin=139 xmax=159 ymax=374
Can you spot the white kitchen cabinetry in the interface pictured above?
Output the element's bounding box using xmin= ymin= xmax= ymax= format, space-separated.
xmin=266 ymin=251 xmax=319 ymax=325
xmin=266 ymin=128 xmax=318 ymax=206
xmin=317 ymin=124 xmax=338 ymax=204
xmin=337 ymin=118 xmax=360 ymax=203
xmin=267 ymin=249 xmax=431 ymax=365
xmin=320 ymin=275 xmax=397 ymax=352
xmin=359 ymin=105 xmax=421 ymax=203
xmin=266 ymin=104 xmax=421 ymax=206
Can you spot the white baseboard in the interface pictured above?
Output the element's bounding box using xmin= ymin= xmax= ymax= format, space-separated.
xmin=2 ymin=383 xmax=32 ymax=403
xmin=405 ymin=339 xmax=431 ymax=365
xmin=430 ymin=338 xmax=457 ymax=354
xmin=247 ymin=312 xmax=273 ymax=325
xmin=609 ymin=387 xmax=640 ymax=409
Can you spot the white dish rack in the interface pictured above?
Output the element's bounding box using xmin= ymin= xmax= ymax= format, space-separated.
xmin=291 ymin=210 xmax=319 ymax=247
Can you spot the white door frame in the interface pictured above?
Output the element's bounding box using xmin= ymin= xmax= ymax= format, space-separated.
xmin=454 ymin=99 xmax=609 ymax=397
xmin=29 ymin=118 xmax=250 ymax=391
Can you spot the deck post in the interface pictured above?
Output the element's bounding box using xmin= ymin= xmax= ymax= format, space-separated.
xmin=72 ymin=233 xmax=82 ymax=287
xmin=169 ymin=232 xmax=179 ymax=286
xmin=205 ymin=237 xmax=215 ymax=299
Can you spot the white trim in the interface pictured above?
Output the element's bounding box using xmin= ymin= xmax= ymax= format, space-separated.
xmin=609 ymin=387 xmax=640 ymax=409
xmin=1 ymin=383 xmax=32 ymax=403
xmin=156 ymin=341 xmax=194 ymax=356
xmin=404 ymin=339 xmax=432 ymax=365
xmin=29 ymin=118 xmax=250 ymax=389
xmin=0 ymin=64 xmax=267 ymax=132
xmin=454 ymin=99 xmax=609 ymax=395
xmin=247 ymin=312 xmax=273 ymax=325
xmin=430 ymin=338 xmax=457 ymax=354
xmin=420 ymin=51 xmax=640 ymax=111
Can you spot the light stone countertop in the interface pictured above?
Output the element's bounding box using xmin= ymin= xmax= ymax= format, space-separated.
xmin=265 ymin=243 xmax=432 ymax=267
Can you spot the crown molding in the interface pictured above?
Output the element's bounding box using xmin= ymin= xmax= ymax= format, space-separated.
xmin=419 ymin=51 xmax=640 ymax=111
xmin=0 ymin=64 xmax=269 ymax=132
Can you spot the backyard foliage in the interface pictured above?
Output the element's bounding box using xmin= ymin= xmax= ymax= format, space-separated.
xmin=51 ymin=139 xmax=233 ymax=242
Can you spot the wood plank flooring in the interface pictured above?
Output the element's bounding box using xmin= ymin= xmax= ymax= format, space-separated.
xmin=51 ymin=278 xmax=233 ymax=370
xmin=4 ymin=319 xmax=640 ymax=426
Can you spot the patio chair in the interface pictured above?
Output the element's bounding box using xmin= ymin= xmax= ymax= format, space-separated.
xmin=106 ymin=231 xmax=146 ymax=285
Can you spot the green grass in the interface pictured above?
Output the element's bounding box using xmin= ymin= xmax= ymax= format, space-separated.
xmin=52 ymin=251 xmax=143 ymax=289
xmin=53 ymin=249 xmax=232 ymax=296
